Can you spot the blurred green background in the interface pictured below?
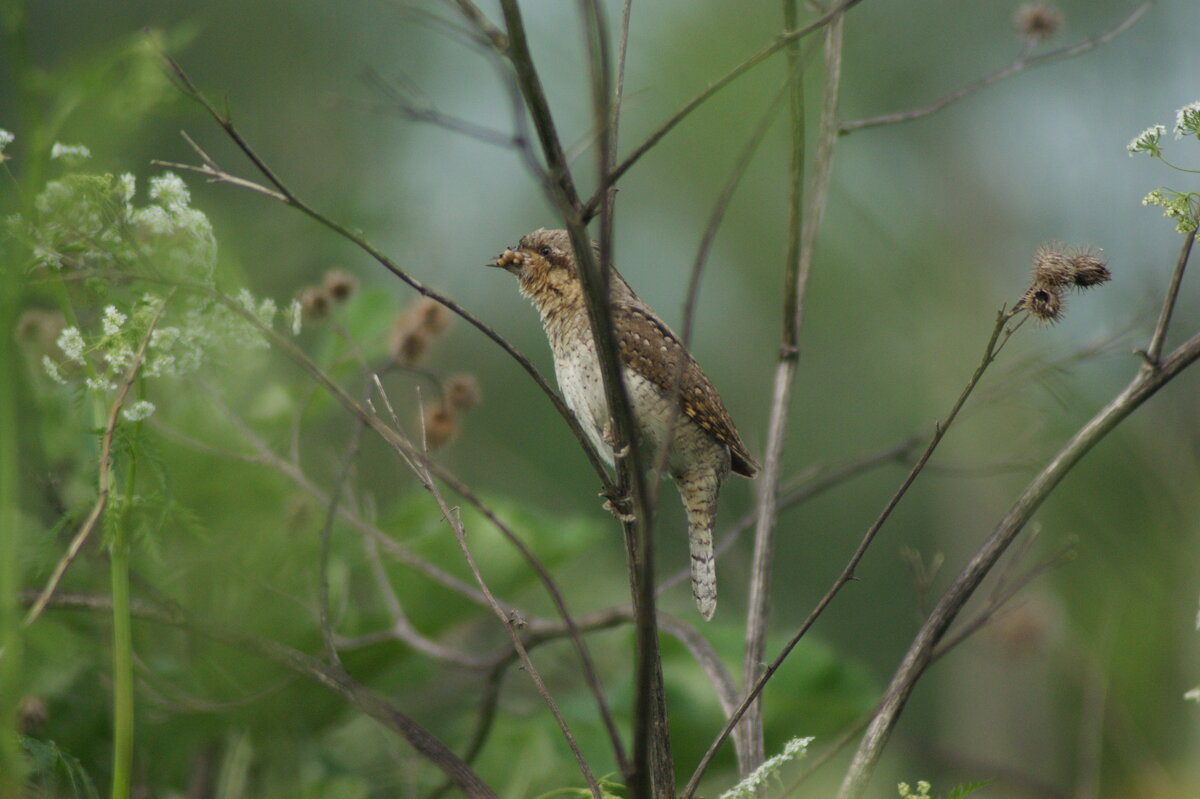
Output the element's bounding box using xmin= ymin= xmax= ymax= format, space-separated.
xmin=4 ymin=0 xmax=1199 ymax=797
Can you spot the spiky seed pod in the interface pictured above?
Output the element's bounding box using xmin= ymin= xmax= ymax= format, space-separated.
xmin=443 ymin=374 xmax=480 ymax=410
xmin=299 ymin=287 xmax=331 ymax=320
xmin=322 ymin=269 xmax=357 ymax=303
xmin=1067 ymin=248 xmax=1111 ymax=288
xmin=1021 ymin=285 xmax=1065 ymax=323
xmin=1013 ymin=3 xmax=1063 ymax=40
xmin=1032 ymin=243 xmax=1075 ymax=287
xmin=421 ymin=402 xmax=458 ymax=449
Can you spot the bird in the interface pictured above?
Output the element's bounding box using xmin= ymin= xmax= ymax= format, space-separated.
xmin=490 ymin=228 xmax=758 ymax=620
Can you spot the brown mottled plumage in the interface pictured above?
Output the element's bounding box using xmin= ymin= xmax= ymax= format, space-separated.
xmin=490 ymin=228 xmax=757 ymax=619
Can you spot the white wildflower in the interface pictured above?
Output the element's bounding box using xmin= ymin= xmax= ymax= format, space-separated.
xmin=1177 ymin=101 xmax=1200 ymax=139
xmin=719 ymin=736 xmax=813 ymax=799
xmin=104 ymin=346 xmax=136 ymax=372
xmin=116 ymin=173 xmax=137 ymax=206
xmin=0 ymin=129 xmax=13 ymax=158
xmin=289 ymin=298 xmax=302 ymax=335
xmin=85 ymin=376 xmax=117 ymax=393
xmin=102 ymin=305 xmax=127 ymax=336
xmin=50 ymin=142 xmax=91 ymax=163
xmin=1186 ymin=687 xmax=1200 ymax=703
xmin=42 ymin=355 xmax=67 ymax=385
xmin=32 ymin=245 xmax=63 ymax=270
xmin=121 ymin=400 xmax=156 ymax=422
xmin=131 ymin=204 xmax=173 ymax=236
xmin=57 ymin=327 xmax=86 ymax=364
xmin=149 ymin=172 xmax=190 ymax=210
xmin=256 ymin=297 xmax=277 ymax=326
xmin=1127 ymin=125 xmax=1165 ymax=157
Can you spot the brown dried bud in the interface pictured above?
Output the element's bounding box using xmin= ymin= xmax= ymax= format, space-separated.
xmin=1068 ymin=248 xmax=1111 ymax=288
xmin=17 ymin=694 xmax=48 ymax=735
xmin=1031 ymin=243 xmax=1075 ymax=288
xmin=421 ymin=403 xmax=458 ymax=449
xmin=389 ymin=298 xmax=453 ymax=366
xmin=413 ymin=297 xmax=452 ymax=336
xmin=1013 ymin=3 xmax=1063 ymax=40
xmin=443 ymin=374 xmax=481 ymax=410
xmin=1020 ymin=285 xmax=1065 ymax=323
xmin=322 ymin=269 xmax=357 ymax=303
xmin=299 ymin=287 xmax=331 ymax=320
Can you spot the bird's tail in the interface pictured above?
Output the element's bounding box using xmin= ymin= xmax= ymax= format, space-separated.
xmin=688 ymin=522 xmax=717 ymax=621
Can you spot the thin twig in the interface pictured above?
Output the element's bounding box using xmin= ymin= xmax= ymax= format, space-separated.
xmin=839 ymin=1 xmax=1155 ymax=135
xmin=23 ymin=293 xmax=173 ymax=627
xmin=836 ymin=328 xmax=1200 ymax=797
xmin=159 ymin=57 xmax=614 ymax=494
xmin=409 ymin=442 xmax=603 ymax=799
xmin=26 ymin=591 xmax=499 ymax=799
xmin=1142 ymin=215 xmax=1196 ymax=366
xmin=580 ymin=0 xmax=866 ymax=220
xmin=745 ymin=7 xmax=847 ymax=775
xmin=685 ymin=307 xmax=1018 ymax=798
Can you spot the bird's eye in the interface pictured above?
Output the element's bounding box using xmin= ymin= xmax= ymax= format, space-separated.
xmin=539 ymin=246 xmax=552 ymax=257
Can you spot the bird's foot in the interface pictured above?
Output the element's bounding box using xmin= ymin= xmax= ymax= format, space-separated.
xmin=600 ymin=490 xmax=636 ymax=522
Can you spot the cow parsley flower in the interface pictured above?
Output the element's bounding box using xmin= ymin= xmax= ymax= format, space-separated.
xmin=1127 ymin=125 xmax=1165 ymax=157
xmin=122 ymin=400 xmax=156 ymax=422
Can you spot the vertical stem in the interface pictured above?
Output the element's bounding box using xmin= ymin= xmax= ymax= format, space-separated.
xmin=110 ymin=456 xmax=137 ymax=799
xmin=739 ymin=0 xmax=807 ymax=772
xmin=0 ymin=207 xmax=25 ymax=799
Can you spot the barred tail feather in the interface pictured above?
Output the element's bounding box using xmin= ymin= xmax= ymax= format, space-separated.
xmin=689 ymin=523 xmax=717 ymax=621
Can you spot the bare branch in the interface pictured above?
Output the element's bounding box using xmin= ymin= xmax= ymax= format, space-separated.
xmin=687 ymin=306 xmax=1018 ymax=798
xmin=1142 ymin=212 xmax=1197 ymax=366
xmin=26 ymin=591 xmax=499 ymax=799
xmin=160 ymin=57 xmax=614 ymax=494
xmin=836 ymin=328 xmax=1200 ymax=797
xmin=839 ymin=1 xmax=1155 ymax=135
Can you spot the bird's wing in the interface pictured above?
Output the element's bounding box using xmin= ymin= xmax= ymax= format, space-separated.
xmin=612 ymin=303 xmax=758 ymax=477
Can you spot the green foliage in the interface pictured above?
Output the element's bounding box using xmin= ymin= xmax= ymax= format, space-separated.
xmin=21 ymin=736 xmax=101 ymax=799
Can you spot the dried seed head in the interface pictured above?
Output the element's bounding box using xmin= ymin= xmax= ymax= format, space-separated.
xmin=1067 ymin=247 xmax=1111 ymax=288
xmin=443 ymin=374 xmax=481 ymax=410
xmin=17 ymin=694 xmax=47 ymax=735
xmin=1013 ymin=3 xmax=1063 ymax=40
xmin=413 ymin=297 xmax=453 ymax=335
xmin=389 ymin=324 xmax=429 ymax=366
xmin=1020 ymin=285 xmax=1065 ymax=323
xmin=1031 ymin=243 xmax=1075 ymax=287
xmin=389 ymin=298 xmax=453 ymax=366
xmin=322 ymin=269 xmax=357 ymax=303
xmin=299 ymin=287 xmax=331 ymax=320
xmin=421 ymin=403 xmax=458 ymax=449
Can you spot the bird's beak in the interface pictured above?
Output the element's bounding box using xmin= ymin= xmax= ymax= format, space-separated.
xmin=490 ymin=248 xmax=525 ymax=274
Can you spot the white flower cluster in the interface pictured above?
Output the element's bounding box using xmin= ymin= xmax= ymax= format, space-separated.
xmin=1174 ymin=101 xmax=1200 ymax=139
xmin=1126 ymin=125 xmax=1165 ymax=157
xmin=0 ymin=129 xmax=14 ymax=159
xmin=50 ymin=142 xmax=92 ymax=164
xmin=16 ymin=168 xmax=217 ymax=281
xmin=718 ymin=736 xmax=813 ymax=799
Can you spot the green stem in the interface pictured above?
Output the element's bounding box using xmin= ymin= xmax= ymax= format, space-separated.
xmin=109 ymin=454 xmax=137 ymax=799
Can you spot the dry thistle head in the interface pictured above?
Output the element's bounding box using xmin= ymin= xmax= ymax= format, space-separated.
xmin=322 ymin=269 xmax=357 ymax=303
xmin=1031 ymin=243 xmax=1075 ymax=287
xmin=443 ymin=374 xmax=480 ymax=410
xmin=1067 ymin=247 xmax=1111 ymax=288
xmin=1020 ymin=285 xmax=1065 ymax=324
xmin=389 ymin=297 xmax=453 ymax=366
xmin=1013 ymin=3 xmax=1063 ymax=40
xmin=421 ymin=402 xmax=458 ymax=449
xmin=299 ymin=286 xmax=331 ymax=320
